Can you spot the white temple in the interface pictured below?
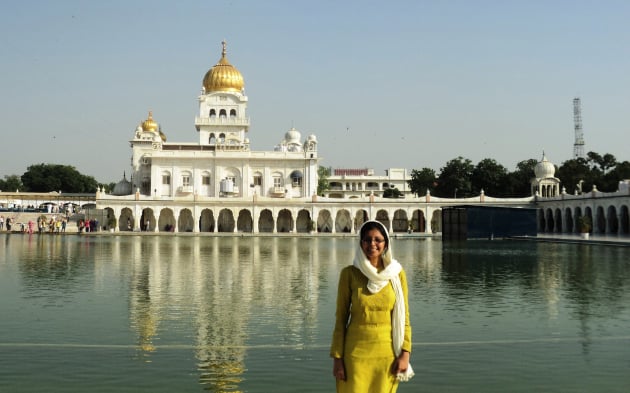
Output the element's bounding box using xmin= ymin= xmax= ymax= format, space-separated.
xmin=126 ymin=41 xmax=319 ymax=200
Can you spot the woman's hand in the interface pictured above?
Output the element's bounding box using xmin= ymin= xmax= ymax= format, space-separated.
xmin=390 ymin=350 xmax=410 ymax=375
xmin=332 ymin=357 xmax=346 ymax=381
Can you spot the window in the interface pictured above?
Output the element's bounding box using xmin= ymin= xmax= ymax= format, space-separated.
xmin=162 ymin=175 xmax=171 ymax=185
xmin=273 ymin=176 xmax=282 ymax=188
xmin=202 ymin=176 xmax=210 ymax=185
xmin=182 ymin=175 xmax=190 ymax=187
xmin=253 ymin=174 xmax=262 ymax=186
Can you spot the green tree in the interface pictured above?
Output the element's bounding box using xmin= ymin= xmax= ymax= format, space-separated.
xmin=604 ymin=161 xmax=630 ymax=191
xmin=317 ymin=166 xmax=331 ymax=196
xmin=435 ymin=156 xmax=474 ymax=198
xmin=383 ymin=187 xmax=402 ymax=198
xmin=502 ymin=158 xmax=538 ymax=197
xmin=407 ymin=167 xmax=436 ymax=197
xmin=556 ymin=158 xmax=593 ymax=194
xmin=0 ymin=175 xmax=24 ymax=192
xmin=21 ymin=163 xmax=99 ymax=193
xmin=587 ymin=152 xmax=617 ymax=174
xmin=471 ymin=158 xmax=507 ymax=196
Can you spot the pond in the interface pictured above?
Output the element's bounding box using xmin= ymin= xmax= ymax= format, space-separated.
xmin=1 ymin=234 xmax=629 ymax=392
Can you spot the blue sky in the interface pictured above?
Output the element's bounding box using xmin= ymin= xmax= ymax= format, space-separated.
xmin=1 ymin=0 xmax=629 ymax=183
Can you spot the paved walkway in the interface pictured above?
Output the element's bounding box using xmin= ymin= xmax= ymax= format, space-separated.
xmin=514 ymin=233 xmax=630 ymax=247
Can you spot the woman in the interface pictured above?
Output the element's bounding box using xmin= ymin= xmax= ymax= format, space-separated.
xmin=330 ymin=220 xmax=413 ymax=392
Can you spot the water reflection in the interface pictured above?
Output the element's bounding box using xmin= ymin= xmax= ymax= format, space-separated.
xmin=2 ymin=234 xmax=630 ymax=393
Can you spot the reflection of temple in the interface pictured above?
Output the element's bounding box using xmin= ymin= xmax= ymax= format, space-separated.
xmin=124 ymin=236 xmax=322 ymax=392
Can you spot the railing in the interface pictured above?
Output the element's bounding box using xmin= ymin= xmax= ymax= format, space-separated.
xmin=194 ymin=117 xmax=250 ymax=126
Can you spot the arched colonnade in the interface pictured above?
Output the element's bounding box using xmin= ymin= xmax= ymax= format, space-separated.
xmin=102 ymin=204 xmax=444 ymax=234
xmin=538 ymin=201 xmax=630 ymax=236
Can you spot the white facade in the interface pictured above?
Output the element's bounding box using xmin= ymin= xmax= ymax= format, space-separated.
xmin=128 ymin=42 xmax=319 ymax=201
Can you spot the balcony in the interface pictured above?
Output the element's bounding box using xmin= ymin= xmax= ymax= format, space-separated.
xmin=177 ymin=186 xmax=193 ymax=195
xmin=195 ymin=116 xmax=250 ymax=126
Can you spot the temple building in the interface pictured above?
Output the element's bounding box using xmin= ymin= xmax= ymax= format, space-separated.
xmin=127 ymin=41 xmax=319 ymax=201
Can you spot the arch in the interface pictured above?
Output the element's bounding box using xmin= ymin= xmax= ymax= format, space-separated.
xmin=178 ymin=208 xmax=194 ymax=232
xmin=158 ymin=208 xmax=175 ymax=232
xmin=277 ymin=209 xmax=293 ymax=232
xmin=290 ymin=170 xmax=303 ymax=187
xmin=607 ymin=205 xmax=618 ymax=234
xmin=554 ymin=208 xmax=562 ymax=233
xmin=104 ymin=208 xmax=115 ymax=231
xmin=318 ymin=210 xmax=333 ymax=233
xmin=375 ymin=210 xmax=390 ymax=231
xmin=430 ymin=209 xmax=441 ymax=233
xmin=219 ymin=109 xmax=227 ymax=117
xmin=217 ymin=209 xmax=235 ymax=232
xmin=296 ymin=209 xmax=312 ymax=233
xmin=209 ymin=133 xmax=216 ymax=144
xmin=538 ymin=209 xmax=546 ymax=233
xmin=120 ymin=207 xmax=134 ymax=231
xmin=199 ymin=209 xmax=215 ymax=232
xmin=335 ymin=209 xmax=352 ymax=233
xmin=237 ymin=209 xmax=253 ymax=232
xmin=229 ymin=109 xmax=237 ymax=117
xmin=621 ymin=205 xmax=630 ymax=235
xmin=209 ymin=109 xmax=216 ymax=118
xmin=140 ymin=208 xmax=156 ymax=231
xmin=354 ymin=210 xmax=368 ymax=232
xmin=258 ymin=209 xmax=274 ymax=233
xmin=392 ymin=209 xmax=408 ymax=233
xmin=545 ymin=208 xmax=554 ymax=233
xmin=564 ymin=207 xmax=573 ymax=233
xmin=595 ymin=206 xmax=605 ymax=234
xmin=410 ymin=209 xmax=425 ymax=232
xmin=584 ymin=207 xmax=594 ymax=234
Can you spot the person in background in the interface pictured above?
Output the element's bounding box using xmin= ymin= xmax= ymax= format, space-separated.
xmin=330 ymin=220 xmax=414 ymax=392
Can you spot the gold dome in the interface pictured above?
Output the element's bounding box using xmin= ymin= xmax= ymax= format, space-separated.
xmin=142 ymin=111 xmax=158 ymax=132
xmin=202 ymin=41 xmax=244 ymax=93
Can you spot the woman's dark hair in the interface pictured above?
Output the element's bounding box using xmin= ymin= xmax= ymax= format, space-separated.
xmin=360 ymin=221 xmax=388 ymax=248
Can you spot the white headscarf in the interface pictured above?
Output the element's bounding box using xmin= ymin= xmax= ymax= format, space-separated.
xmin=352 ymin=220 xmax=414 ymax=382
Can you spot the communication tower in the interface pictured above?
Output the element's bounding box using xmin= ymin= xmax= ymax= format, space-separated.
xmin=573 ymin=97 xmax=585 ymax=159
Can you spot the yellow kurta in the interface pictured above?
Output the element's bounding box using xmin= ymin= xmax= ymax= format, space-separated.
xmin=330 ymin=266 xmax=412 ymax=393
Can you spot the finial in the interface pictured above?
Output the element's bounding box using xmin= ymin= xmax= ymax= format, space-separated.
xmin=222 ymin=40 xmax=227 ymax=57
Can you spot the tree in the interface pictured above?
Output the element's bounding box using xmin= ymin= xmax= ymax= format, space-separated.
xmin=435 ymin=156 xmax=474 ymax=198
xmin=603 ymin=161 xmax=630 ymax=191
xmin=383 ymin=187 xmax=402 ymax=198
xmin=0 ymin=175 xmax=24 ymax=192
xmin=587 ymin=152 xmax=617 ymax=174
xmin=502 ymin=158 xmax=538 ymax=197
xmin=471 ymin=158 xmax=507 ymax=196
xmin=556 ymin=158 xmax=594 ymax=194
xmin=317 ymin=166 xmax=331 ymax=196
xmin=407 ymin=168 xmax=436 ymax=197
xmin=20 ymin=163 xmax=99 ymax=193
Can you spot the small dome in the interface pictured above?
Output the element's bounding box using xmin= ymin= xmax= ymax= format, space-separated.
xmin=307 ymin=134 xmax=317 ymax=142
xmin=285 ymin=127 xmax=301 ymax=144
xmin=202 ymin=41 xmax=244 ymax=93
xmin=142 ymin=111 xmax=158 ymax=132
xmin=112 ymin=173 xmax=132 ymax=196
xmin=534 ymin=153 xmax=556 ymax=178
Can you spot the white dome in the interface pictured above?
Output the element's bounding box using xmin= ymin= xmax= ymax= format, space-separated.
xmin=284 ymin=127 xmax=301 ymax=144
xmin=534 ymin=154 xmax=556 ymax=178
